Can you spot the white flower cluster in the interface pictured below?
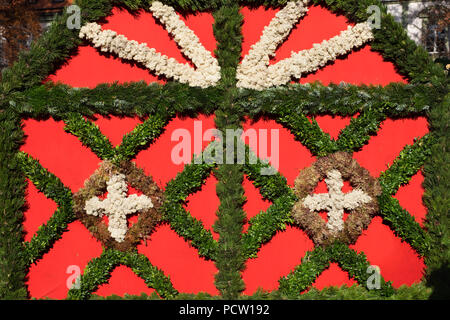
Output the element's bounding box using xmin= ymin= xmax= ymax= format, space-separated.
xmin=236 ymin=0 xmax=374 ymax=90
xmin=237 ymin=0 xmax=310 ymax=90
xmin=79 ymin=1 xmax=220 ymax=88
xmin=303 ymin=170 xmax=372 ymax=233
xmin=85 ymin=174 xmax=153 ymax=242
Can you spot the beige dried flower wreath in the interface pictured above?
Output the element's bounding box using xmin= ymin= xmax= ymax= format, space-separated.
xmin=292 ymin=152 xmax=382 ymax=246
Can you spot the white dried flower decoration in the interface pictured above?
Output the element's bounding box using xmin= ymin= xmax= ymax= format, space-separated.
xmin=302 ymin=170 xmax=372 ymax=233
xmin=79 ymin=1 xmax=221 ymax=88
xmin=85 ymin=174 xmax=153 ymax=243
xmin=237 ymin=0 xmax=374 ymax=90
xmin=79 ymin=0 xmax=374 ymax=90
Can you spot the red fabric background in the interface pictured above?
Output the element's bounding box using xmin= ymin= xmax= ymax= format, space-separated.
xmin=22 ymin=5 xmax=428 ymax=299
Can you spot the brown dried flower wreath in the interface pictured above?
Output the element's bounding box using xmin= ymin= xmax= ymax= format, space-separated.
xmin=73 ymin=160 xmax=163 ymax=251
xmin=292 ymin=152 xmax=382 ymax=246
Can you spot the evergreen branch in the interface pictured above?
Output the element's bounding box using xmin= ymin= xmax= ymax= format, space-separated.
xmin=329 ymin=242 xmax=394 ymax=296
xmin=275 ymin=109 xmax=337 ymax=157
xmin=242 ymin=193 xmax=297 ymax=259
xmin=335 ymin=106 xmax=387 ymax=153
xmin=379 ymin=134 xmax=433 ymax=195
xmin=113 ymin=113 xmax=170 ymax=163
xmin=23 ymin=206 xmax=75 ymax=265
xmin=0 ymin=111 xmax=27 ymax=299
xmin=67 ymin=248 xmax=122 ymax=300
xmin=17 ymin=152 xmax=73 ymax=206
xmin=64 ymin=113 xmax=116 ymax=160
xmin=162 ymin=201 xmax=219 ymax=260
xmin=278 ymin=246 xmax=330 ymax=297
xmin=243 ymin=146 xmax=291 ymax=202
xmin=120 ymin=250 xmax=179 ymax=299
xmin=163 ymin=153 xmax=218 ymax=260
xmin=17 ymin=152 xmax=76 ymax=265
xmin=378 ymin=193 xmax=431 ymax=256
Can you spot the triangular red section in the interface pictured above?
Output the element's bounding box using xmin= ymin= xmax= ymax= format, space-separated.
xmin=274 ymin=5 xmax=351 ymax=63
xmin=242 ymin=118 xmax=315 ymax=187
xmin=21 ymin=118 xmax=101 ymax=192
xmin=312 ymin=263 xmax=357 ymax=290
xmin=241 ymin=4 xmax=407 ymax=86
xmin=313 ymin=115 xmax=352 ymax=140
xmin=134 ymin=114 xmax=216 ymax=188
xmin=23 ymin=180 xmax=58 ymax=242
xmin=350 ymin=217 xmax=425 ymax=287
xmin=27 ymin=221 xmax=103 ymax=299
xmin=243 ymin=175 xmax=272 ymax=233
xmin=138 ymin=224 xmax=219 ymax=295
xmin=393 ymin=172 xmax=427 ymax=227
xmin=242 ymin=226 xmax=314 ymax=295
xmin=353 ymin=117 xmax=429 ymax=177
xmin=94 ymin=265 xmax=155 ymax=297
xmin=184 ymin=174 xmax=220 ymax=240
xmin=93 ymin=116 xmax=143 ymax=147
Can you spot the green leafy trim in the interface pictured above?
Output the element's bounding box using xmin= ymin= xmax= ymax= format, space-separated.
xmin=0 ymin=0 xmax=447 ymax=300
xmin=163 ymin=154 xmax=218 ymax=260
xmin=64 ymin=113 xmax=116 ymax=160
xmin=17 ymin=152 xmax=75 ymax=265
xmin=0 ymin=111 xmax=27 ymax=299
xmin=212 ymin=1 xmax=247 ymax=299
xmin=67 ymin=248 xmax=178 ymax=300
xmin=379 ymin=134 xmax=434 ymax=195
xmin=378 ymin=194 xmax=430 ymax=256
xmin=113 ymin=113 xmax=170 ymax=163
xmin=278 ymin=242 xmax=394 ymax=298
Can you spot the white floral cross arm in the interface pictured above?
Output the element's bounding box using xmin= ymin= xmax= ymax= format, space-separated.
xmin=236 ymin=0 xmax=310 ymax=90
xmin=236 ymin=0 xmax=374 ymax=90
xmin=302 ymin=170 xmax=372 ymax=233
xmin=84 ymin=174 xmax=153 ymax=243
xmin=79 ymin=0 xmax=373 ymax=90
xmin=79 ymin=1 xmax=221 ymax=88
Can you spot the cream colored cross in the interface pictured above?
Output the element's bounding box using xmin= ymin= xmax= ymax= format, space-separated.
xmin=84 ymin=174 xmax=153 ymax=242
xmin=302 ymin=170 xmax=372 ymax=233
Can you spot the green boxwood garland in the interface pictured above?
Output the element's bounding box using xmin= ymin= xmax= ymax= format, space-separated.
xmin=0 ymin=0 xmax=447 ymax=300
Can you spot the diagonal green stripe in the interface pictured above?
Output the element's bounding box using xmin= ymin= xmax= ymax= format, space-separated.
xmin=276 ymin=110 xmax=337 ymax=157
xmin=242 ymin=193 xmax=297 ymax=259
xmin=241 ymin=147 xmax=297 ymax=258
xmin=278 ymin=242 xmax=395 ymax=298
xmin=379 ymin=134 xmax=433 ymax=195
xmin=17 ymin=152 xmax=75 ymax=265
xmin=119 ymin=250 xmax=178 ymax=299
xmin=163 ymin=149 xmax=218 ymax=260
xmin=278 ymin=246 xmax=330 ymax=297
xmin=378 ymin=193 xmax=431 ymax=256
xmin=17 ymin=152 xmax=72 ymax=206
xmin=335 ymin=106 xmax=387 ymax=153
xmin=64 ymin=113 xmax=115 ymax=160
xmin=163 ymin=202 xmax=219 ymax=260
xmin=329 ymin=242 xmax=394 ymax=296
xmin=113 ymin=113 xmax=170 ymax=164
xmin=242 ymin=145 xmax=291 ymax=202
xmin=23 ymin=206 xmax=75 ymax=265
xmin=67 ymin=248 xmax=178 ymax=300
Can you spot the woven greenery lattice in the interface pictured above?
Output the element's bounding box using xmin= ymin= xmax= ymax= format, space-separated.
xmin=0 ymin=0 xmax=448 ymax=300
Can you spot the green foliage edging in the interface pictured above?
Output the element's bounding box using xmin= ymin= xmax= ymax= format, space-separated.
xmin=0 ymin=0 xmax=447 ymax=300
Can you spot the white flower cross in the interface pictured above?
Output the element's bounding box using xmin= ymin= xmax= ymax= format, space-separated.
xmin=302 ymin=169 xmax=372 ymax=233
xmin=84 ymin=174 xmax=153 ymax=243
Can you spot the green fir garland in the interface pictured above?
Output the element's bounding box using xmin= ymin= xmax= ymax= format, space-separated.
xmin=0 ymin=0 xmax=447 ymax=300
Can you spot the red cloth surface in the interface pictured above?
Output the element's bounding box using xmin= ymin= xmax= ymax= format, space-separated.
xmin=22 ymin=5 xmax=428 ymax=298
